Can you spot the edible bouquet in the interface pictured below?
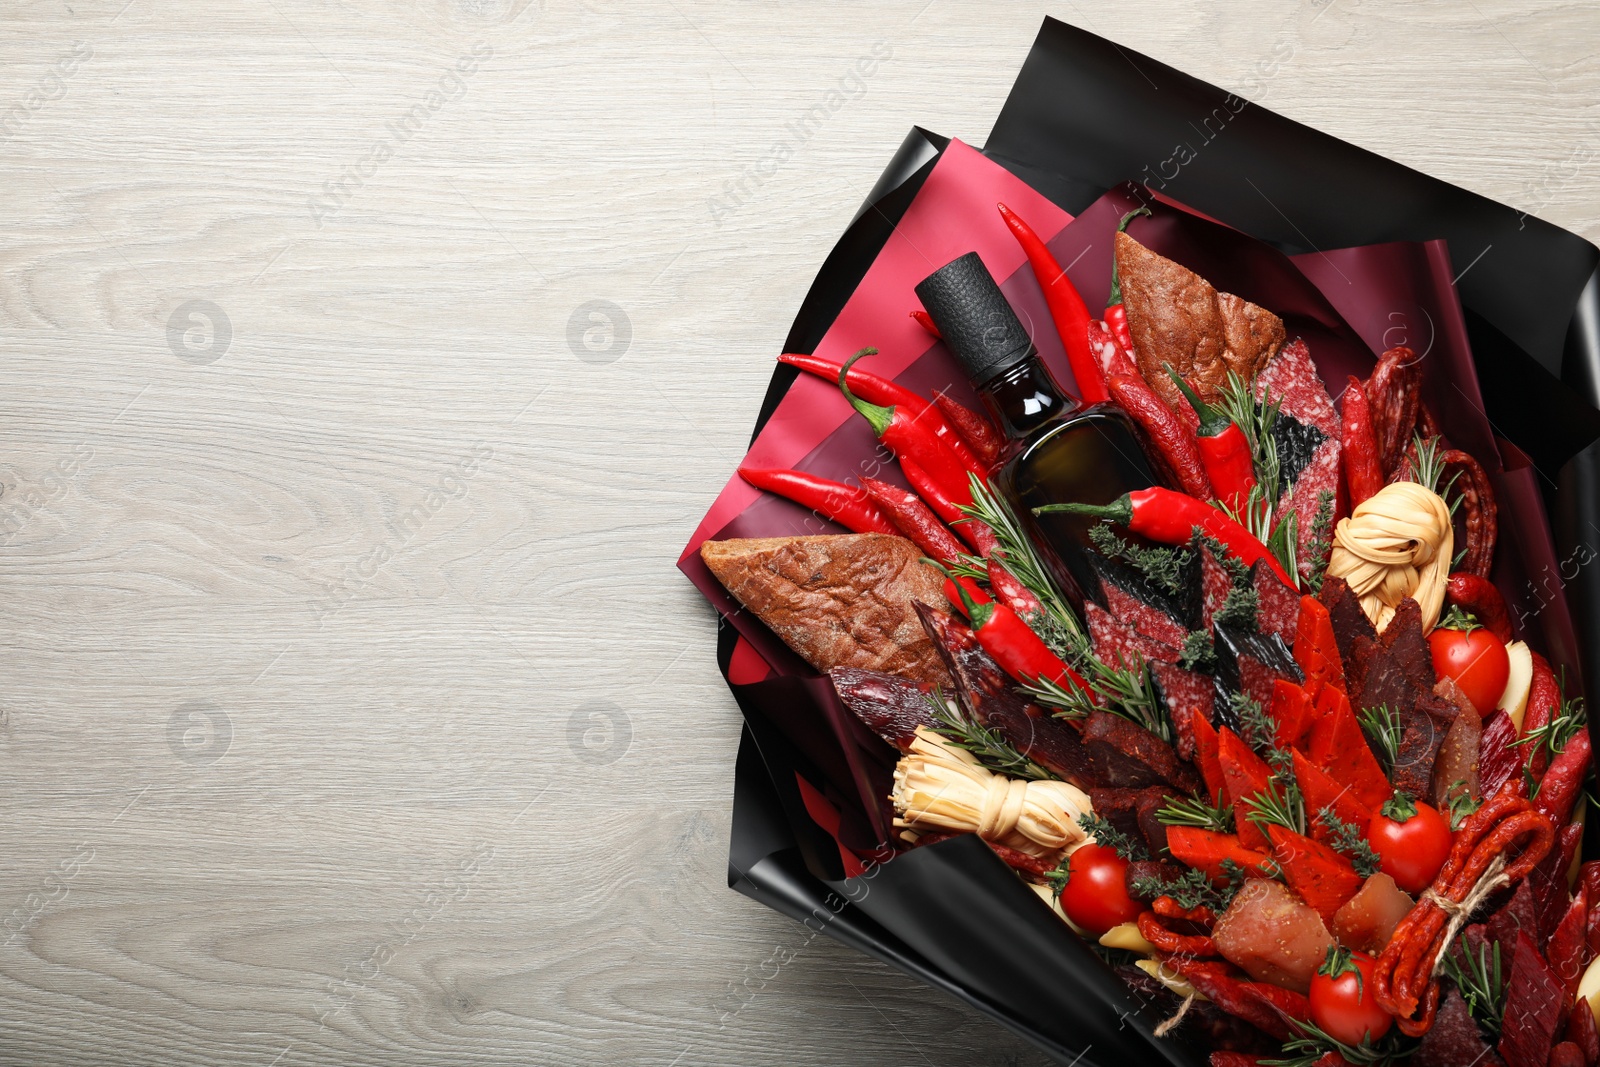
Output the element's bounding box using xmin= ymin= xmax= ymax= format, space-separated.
xmin=680 ymin=20 xmax=1600 ymax=1067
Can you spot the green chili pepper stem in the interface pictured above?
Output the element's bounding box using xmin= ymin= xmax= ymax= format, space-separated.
xmin=1106 ymin=206 xmax=1153 ymax=306
xmin=837 ymin=347 xmax=893 ymax=437
xmin=1033 ymin=496 xmax=1134 ymax=525
xmin=927 ymin=559 xmax=994 ymax=629
xmin=1165 ymin=365 xmax=1230 ymax=436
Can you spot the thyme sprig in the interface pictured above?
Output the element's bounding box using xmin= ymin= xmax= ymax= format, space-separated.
xmin=1128 ymin=863 xmax=1245 ymax=912
xmin=1078 ymin=812 xmax=1149 ymax=862
xmin=1318 ymin=806 xmax=1381 ymax=877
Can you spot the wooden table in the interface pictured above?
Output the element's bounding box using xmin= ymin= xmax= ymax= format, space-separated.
xmin=2 ymin=2 xmax=1594 ymax=1063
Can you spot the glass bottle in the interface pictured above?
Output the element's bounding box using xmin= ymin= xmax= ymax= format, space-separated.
xmin=915 ymin=251 xmax=1157 ymax=606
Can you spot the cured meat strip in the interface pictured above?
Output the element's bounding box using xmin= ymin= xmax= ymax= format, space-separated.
xmin=1319 ymin=574 xmax=1377 ymax=665
xmin=829 ymin=668 xmax=942 ymax=753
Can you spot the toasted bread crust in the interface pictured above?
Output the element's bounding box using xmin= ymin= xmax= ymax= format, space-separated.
xmin=701 ymin=534 xmax=950 ymax=684
xmin=1116 ymin=231 xmax=1284 ymax=411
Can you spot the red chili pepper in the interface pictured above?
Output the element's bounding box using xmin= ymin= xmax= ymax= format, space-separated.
xmin=909 ymin=309 xmax=941 ymax=339
xmin=838 ymin=348 xmax=981 ymax=508
xmin=1341 ymin=376 xmax=1385 ymax=508
xmin=737 ymin=467 xmax=897 ymax=535
xmin=943 ymin=575 xmax=990 ymax=618
xmin=860 ymin=478 xmax=965 ymax=564
xmin=902 ymin=460 xmax=998 ymax=556
xmin=943 ymin=574 xmax=1089 ymax=693
xmin=997 ymin=202 xmax=1106 ymax=404
xmin=1445 ymin=572 xmax=1513 ymax=643
xmin=986 ymin=558 xmax=1042 ymax=622
xmin=777 ymin=351 xmax=983 ymax=473
xmin=1103 ymin=207 xmax=1152 ymax=356
xmin=933 ymin=392 xmax=1004 ymax=469
xmin=1107 ymin=373 xmax=1214 ymax=500
xmin=1166 ymin=367 xmax=1257 ymax=511
xmin=1037 ymin=487 xmax=1294 ymax=586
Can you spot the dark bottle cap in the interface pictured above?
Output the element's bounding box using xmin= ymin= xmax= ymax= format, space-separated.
xmin=914 ymin=251 xmax=1036 ymax=386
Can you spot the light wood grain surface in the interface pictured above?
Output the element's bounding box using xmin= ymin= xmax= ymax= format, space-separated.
xmin=1 ymin=1 xmax=1596 ymax=1064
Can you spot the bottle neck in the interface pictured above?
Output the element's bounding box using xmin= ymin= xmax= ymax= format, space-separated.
xmin=975 ymin=353 xmax=1079 ymax=439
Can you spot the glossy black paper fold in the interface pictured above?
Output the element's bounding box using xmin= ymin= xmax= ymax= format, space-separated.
xmin=720 ymin=18 xmax=1600 ymax=1066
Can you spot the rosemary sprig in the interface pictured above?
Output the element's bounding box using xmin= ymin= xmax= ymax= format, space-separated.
xmin=1513 ymin=686 xmax=1587 ymax=763
xmin=1157 ymin=791 xmax=1236 ymax=834
xmin=1078 ymin=812 xmax=1150 ymax=862
xmin=1358 ymin=704 xmax=1403 ymax=770
xmin=959 ymin=477 xmax=1080 ymax=641
xmin=1245 ymin=775 xmax=1307 ymax=837
xmin=1318 ymin=806 xmax=1381 ymax=877
xmin=1026 ymin=660 xmax=1171 ymax=743
xmin=923 ymin=692 xmax=1057 ymax=782
xmin=1440 ymin=938 xmax=1506 ymax=1037
xmin=1262 ymin=1019 xmax=1409 ymax=1067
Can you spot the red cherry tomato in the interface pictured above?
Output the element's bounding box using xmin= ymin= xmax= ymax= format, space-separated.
xmin=1368 ymin=794 xmax=1452 ymax=894
xmin=1059 ymin=842 xmax=1141 ymax=935
xmin=1310 ymin=947 xmax=1393 ymax=1046
xmin=1428 ymin=613 xmax=1510 ymax=714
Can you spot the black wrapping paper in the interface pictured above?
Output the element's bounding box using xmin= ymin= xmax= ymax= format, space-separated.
xmin=717 ymin=18 xmax=1600 ymax=1066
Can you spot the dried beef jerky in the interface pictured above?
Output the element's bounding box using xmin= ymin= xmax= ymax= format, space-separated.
xmin=1090 ymin=785 xmax=1172 ymax=857
xmin=1082 ymin=711 xmax=1203 ymax=793
xmin=1320 ymin=573 xmax=1377 ymax=665
xmin=1412 ymin=988 xmax=1506 ymax=1067
xmin=1497 ymin=930 xmax=1564 ymax=1067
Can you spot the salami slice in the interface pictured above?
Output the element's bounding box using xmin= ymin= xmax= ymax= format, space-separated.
xmin=1197 ymin=539 xmax=1235 ymax=632
xmin=1249 ymin=559 xmax=1300 ymax=648
xmin=1087 ymin=602 xmax=1180 ymax=669
xmin=1151 ymin=660 xmax=1217 ymax=760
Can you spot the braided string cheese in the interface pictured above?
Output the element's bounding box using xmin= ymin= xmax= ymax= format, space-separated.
xmin=891 ymin=727 xmax=1092 ymax=858
xmin=1326 ymin=480 xmax=1453 ymax=634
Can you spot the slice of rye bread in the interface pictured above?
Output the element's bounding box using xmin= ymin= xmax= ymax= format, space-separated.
xmin=1115 ymin=230 xmax=1285 ymax=413
xmin=701 ymin=534 xmax=950 ymax=685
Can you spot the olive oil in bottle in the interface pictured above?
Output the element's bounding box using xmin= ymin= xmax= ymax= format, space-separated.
xmin=915 ymin=252 xmax=1157 ymax=605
